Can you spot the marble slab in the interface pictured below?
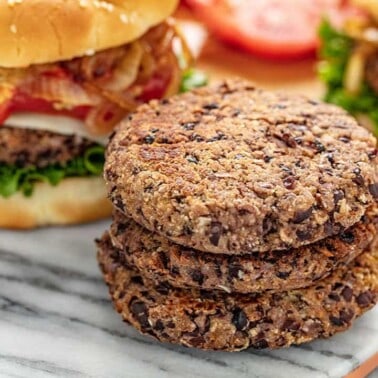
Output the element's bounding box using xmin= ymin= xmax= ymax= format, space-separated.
xmin=0 ymin=221 xmax=377 ymax=378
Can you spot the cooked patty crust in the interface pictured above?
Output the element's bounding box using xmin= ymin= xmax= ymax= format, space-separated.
xmin=107 ymin=206 xmax=377 ymax=293
xmin=97 ymin=236 xmax=378 ymax=351
xmin=0 ymin=126 xmax=98 ymax=168
xmin=105 ymin=80 xmax=378 ymax=254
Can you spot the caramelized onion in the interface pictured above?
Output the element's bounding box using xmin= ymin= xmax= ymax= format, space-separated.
xmin=103 ymin=42 xmax=143 ymax=92
xmin=344 ymin=47 xmax=367 ymax=94
xmin=20 ymin=76 xmax=98 ymax=107
xmin=85 ymin=101 xmax=127 ymax=136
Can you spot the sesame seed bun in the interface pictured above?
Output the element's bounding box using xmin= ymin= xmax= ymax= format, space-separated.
xmin=0 ymin=176 xmax=112 ymax=229
xmin=0 ymin=0 xmax=179 ymax=68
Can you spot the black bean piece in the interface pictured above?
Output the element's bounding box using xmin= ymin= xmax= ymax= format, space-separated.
xmin=368 ymin=149 xmax=377 ymax=160
xmin=341 ymin=286 xmax=353 ymax=302
xmin=232 ymin=308 xmax=249 ymax=331
xmin=326 ymin=153 xmax=335 ymax=167
xmin=166 ymin=321 xmax=175 ymax=329
xmin=276 ymin=271 xmax=290 ymax=279
xmin=130 ymin=301 xmax=150 ymax=329
xmin=189 ymin=336 xmax=205 ymax=347
xmin=352 ymin=168 xmax=365 ymax=186
xmin=130 ymin=276 xmax=144 ymax=285
xmin=229 ymin=264 xmax=243 ymax=279
xmin=209 ymin=222 xmax=223 ymax=246
xmin=203 ymin=103 xmax=219 ymax=110
xmin=339 ymin=309 xmax=354 ymax=323
xmin=186 ymin=155 xmax=199 ymax=164
xmin=339 ymin=230 xmax=355 ymax=244
xmin=182 ymin=122 xmax=197 ymax=131
xmin=330 ymin=316 xmax=344 ymax=326
xmin=283 ymin=176 xmax=296 ymax=190
xmin=144 ymin=135 xmax=155 ymax=144
xmin=328 ymin=293 xmax=340 ymax=301
xmin=292 ymin=207 xmax=313 ymax=224
xmin=333 ymin=190 xmax=344 ymax=204
xmin=154 ymin=320 xmax=164 ymax=331
xmin=296 ymin=229 xmax=312 ymax=241
xmin=339 ymin=136 xmax=350 ymax=143
xmin=190 ymin=134 xmax=205 ymax=142
xmin=183 ymin=224 xmax=193 ymax=235
xmin=356 ymin=291 xmax=373 ymax=307
xmin=281 ymin=319 xmax=300 ymax=331
xmin=158 ymin=251 xmax=169 ymax=269
xmin=190 ymin=269 xmax=204 ymax=285
xmin=312 ymin=139 xmax=326 ymax=153
xmin=253 ymin=339 xmax=269 ymax=349
xmin=368 ymin=183 xmax=378 ymax=199
xmin=323 ymin=220 xmax=334 ymax=236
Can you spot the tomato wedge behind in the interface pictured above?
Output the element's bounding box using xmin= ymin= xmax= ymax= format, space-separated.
xmin=185 ymin=0 xmax=355 ymax=60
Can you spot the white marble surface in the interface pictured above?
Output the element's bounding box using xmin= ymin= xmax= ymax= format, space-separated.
xmin=0 ymin=221 xmax=377 ymax=378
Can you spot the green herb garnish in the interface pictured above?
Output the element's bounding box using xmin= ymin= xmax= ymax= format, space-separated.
xmin=318 ymin=20 xmax=378 ymax=132
xmin=180 ymin=68 xmax=208 ymax=93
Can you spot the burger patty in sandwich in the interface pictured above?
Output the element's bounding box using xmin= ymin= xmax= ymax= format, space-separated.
xmin=0 ymin=126 xmax=104 ymax=198
xmin=0 ymin=126 xmax=98 ymax=168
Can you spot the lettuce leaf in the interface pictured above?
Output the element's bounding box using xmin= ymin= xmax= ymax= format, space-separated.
xmin=180 ymin=68 xmax=208 ymax=93
xmin=318 ymin=20 xmax=378 ymax=132
xmin=0 ymin=145 xmax=105 ymax=198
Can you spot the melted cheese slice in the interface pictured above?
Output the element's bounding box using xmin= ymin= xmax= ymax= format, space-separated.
xmin=4 ymin=113 xmax=108 ymax=145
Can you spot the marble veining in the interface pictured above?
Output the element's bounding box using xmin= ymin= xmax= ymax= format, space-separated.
xmin=0 ymin=221 xmax=377 ymax=378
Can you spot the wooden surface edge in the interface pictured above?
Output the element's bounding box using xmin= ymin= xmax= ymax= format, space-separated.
xmin=345 ymin=353 xmax=377 ymax=378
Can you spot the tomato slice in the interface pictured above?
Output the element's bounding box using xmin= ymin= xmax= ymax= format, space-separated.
xmin=0 ymin=91 xmax=92 ymax=125
xmin=0 ymin=99 xmax=12 ymax=124
xmin=186 ymin=0 xmax=353 ymax=59
xmin=139 ymin=71 xmax=172 ymax=102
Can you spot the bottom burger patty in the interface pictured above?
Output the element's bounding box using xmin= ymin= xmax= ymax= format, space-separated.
xmin=0 ymin=126 xmax=99 ymax=168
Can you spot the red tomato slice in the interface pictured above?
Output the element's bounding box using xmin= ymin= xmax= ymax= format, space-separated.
xmin=0 ymin=99 xmax=12 ymax=124
xmin=186 ymin=0 xmax=352 ymax=59
xmin=0 ymin=91 xmax=91 ymax=126
xmin=139 ymin=71 xmax=172 ymax=102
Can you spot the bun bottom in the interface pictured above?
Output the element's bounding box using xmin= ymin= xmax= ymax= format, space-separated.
xmin=0 ymin=176 xmax=112 ymax=229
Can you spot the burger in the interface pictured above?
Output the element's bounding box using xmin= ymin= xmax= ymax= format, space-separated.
xmin=0 ymin=0 xmax=195 ymax=229
xmin=319 ymin=0 xmax=378 ymax=133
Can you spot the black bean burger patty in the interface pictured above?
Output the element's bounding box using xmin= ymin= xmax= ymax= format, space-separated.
xmin=0 ymin=126 xmax=98 ymax=167
xmin=105 ymin=79 xmax=378 ymax=254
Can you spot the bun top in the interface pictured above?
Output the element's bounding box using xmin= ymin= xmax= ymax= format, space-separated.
xmin=0 ymin=0 xmax=179 ymax=68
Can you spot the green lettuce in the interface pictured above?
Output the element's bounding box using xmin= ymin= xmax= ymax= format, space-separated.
xmin=0 ymin=145 xmax=105 ymax=198
xmin=180 ymin=68 xmax=208 ymax=93
xmin=318 ymin=20 xmax=378 ymax=132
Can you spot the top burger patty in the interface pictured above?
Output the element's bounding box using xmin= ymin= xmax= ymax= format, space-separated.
xmin=0 ymin=126 xmax=98 ymax=167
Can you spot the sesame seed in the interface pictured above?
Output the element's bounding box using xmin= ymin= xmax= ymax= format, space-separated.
xmin=93 ymin=0 xmax=113 ymax=12
xmin=120 ymin=13 xmax=128 ymax=24
xmin=79 ymin=0 xmax=88 ymax=7
xmin=85 ymin=49 xmax=95 ymax=56
xmin=7 ymin=0 xmax=23 ymax=6
xmin=10 ymin=24 xmax=17 ymax=33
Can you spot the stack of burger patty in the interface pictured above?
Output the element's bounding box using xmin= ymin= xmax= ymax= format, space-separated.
xmin=97 ymin=80 xmax=378 ymax=351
